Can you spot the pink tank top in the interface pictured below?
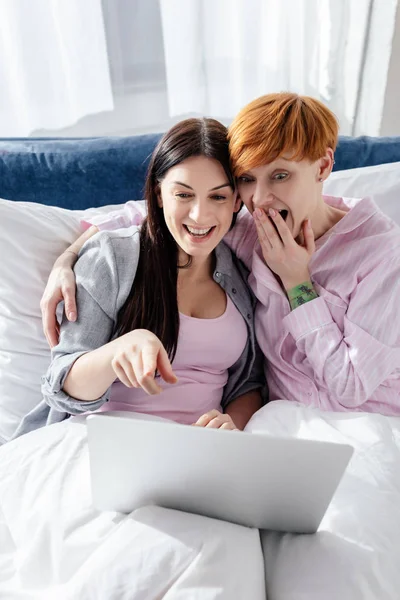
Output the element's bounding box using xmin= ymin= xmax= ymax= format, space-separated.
xmin=101 ymin=296 xmax=247 ymax=424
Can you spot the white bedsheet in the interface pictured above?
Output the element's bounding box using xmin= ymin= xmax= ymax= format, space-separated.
xmin=0 ymin=418 xmax=265 ymax=600
xmin=246 ymin=401 xmax=400 ymax=600
xmin=1 ymin=401 xmax=399 ymax=600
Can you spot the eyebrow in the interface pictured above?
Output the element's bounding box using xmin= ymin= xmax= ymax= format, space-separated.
xmin=171 ymin=181 xmax=231 ymax=191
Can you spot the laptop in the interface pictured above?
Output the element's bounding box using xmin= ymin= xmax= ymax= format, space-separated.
xmin=87 ymin=412 xmax=353 ymax=533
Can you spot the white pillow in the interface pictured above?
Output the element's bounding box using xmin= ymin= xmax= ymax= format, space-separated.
xmin=324 ymin=161 xmax=400 ymax=224
xmin=0 ymin=199 xmax=125 ymax=444
xmin=1 ymin=160 xmax=400 ymax=443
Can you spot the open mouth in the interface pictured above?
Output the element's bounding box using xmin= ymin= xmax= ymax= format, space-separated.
xmin=268 ymin=209 xmax=288 ymax=234
xmin=277 ymin=209 xmax=288 ymax=221
xmin=183 ymin=224 xmax=216 ymax=239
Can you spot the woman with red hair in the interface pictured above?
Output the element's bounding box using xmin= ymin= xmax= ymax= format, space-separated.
xmin=225 ymin=92 xmax=399 ymax=415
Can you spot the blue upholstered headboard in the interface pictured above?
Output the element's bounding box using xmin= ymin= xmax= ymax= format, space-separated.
xmin=1 ymin=134 xmax=400 ymax=210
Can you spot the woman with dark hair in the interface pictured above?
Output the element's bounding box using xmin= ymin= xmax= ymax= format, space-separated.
xmin=15 ymin=118 xmax=264 ymax=437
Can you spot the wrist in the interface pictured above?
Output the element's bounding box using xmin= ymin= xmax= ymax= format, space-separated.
xmin=89 ymin=338 xmax=121 ymax=376
xmin=281 ymin=273 xmax=311 ymax=291
xmin=106 ymin=332 xmax=131 ymax=365
xmin=287 ymin=280 xmax=318 ymax=310
xmin=55 ymin=249 xmax=78 ymax=268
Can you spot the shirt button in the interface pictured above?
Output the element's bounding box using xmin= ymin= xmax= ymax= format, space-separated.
xmin=247 ymin=313 xmax=252 ymax=320
xmin=232 ymin=288 xmax=237 ymax=294
xmin=215 ymin=271 xmax=221 ymax=278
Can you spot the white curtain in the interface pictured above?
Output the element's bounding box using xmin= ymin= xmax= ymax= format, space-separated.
xmin=158 ymin=0 xmax=396 ymax=135
xmin=0 ymin=0 xmax=397 ymax=137
xmin=0 ymin=0 xmax=113 ymax=136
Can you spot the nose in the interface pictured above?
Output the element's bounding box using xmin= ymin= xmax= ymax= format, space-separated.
xmin=189 ymin=199 xmax=212 ymax=224
xmin=252 ymin=184 xmax=274 ymax=211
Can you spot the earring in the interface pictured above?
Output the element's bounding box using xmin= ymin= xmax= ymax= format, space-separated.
xmin=319 ymin=177 xmax=323 ymax=182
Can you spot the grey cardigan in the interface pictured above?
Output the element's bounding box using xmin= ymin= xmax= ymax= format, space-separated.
xmin=14 ymin=228 xmax=265 ymax=438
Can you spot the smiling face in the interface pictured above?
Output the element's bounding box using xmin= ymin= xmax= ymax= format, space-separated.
xmin=158 ymin=155 xmax=240 ymax=261
xmin=236 ymin=152 xmax=332 ymax=239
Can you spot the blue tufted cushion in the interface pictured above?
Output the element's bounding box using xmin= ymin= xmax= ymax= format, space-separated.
xmin=0 ymin=135 xmax=162 ymax=210
xmin=1 ymin=134 xmax=400 ymax=210
xmin=333 ymin=135 xmax=400 ymax=172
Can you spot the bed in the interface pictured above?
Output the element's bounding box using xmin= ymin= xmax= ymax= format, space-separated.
xmin=0 ymin=134 xmax=399 ymax=599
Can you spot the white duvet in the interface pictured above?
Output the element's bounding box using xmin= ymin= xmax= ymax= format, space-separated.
xmin=0 ymin=401 xmax=399 ymax=600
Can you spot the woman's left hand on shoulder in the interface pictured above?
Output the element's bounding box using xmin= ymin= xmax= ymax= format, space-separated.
xmin=193 ymin=410 xmax=239 ymax=431
xmin=253 ymin=208 xmax=315 ymax=289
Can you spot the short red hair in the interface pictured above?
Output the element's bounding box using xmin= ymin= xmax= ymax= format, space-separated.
xmin=228 ymin=92 xmax=339 ymax=175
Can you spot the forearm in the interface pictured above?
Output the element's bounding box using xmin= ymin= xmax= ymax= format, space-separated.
xmin=283 ymin=297 xmax=397 ymax=407
xmin=63 ymin=337 xmax=117 ymax=401
xmin=225 ymin=389 xmax=263 ymax=430
xmin=56 ymin=226 xmax=99 ymax=267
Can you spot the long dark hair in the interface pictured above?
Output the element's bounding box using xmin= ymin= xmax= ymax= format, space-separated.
xmin=116 ymin=118 xmax=237 ymax=363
